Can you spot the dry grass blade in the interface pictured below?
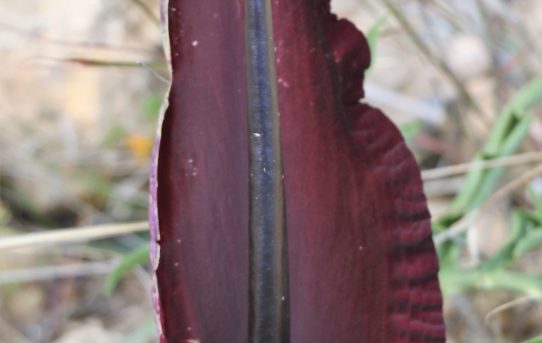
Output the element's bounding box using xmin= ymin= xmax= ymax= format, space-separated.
xmin=0 ymin=221 xmax=148 ymax=251
xmin=434 ymin=211 xmax=479 ymax=245
xmin=484 ymin=295 xmax=534 ymax=325
xmin=435 ymin=164 xmax=542 ymax=244
xmin=485 ymin=164 xmax=542 ymax=209
xmin=380 ymin=0 xmax=482 ymax=115
xmin=0 ymin=261 xmax=118 ymax=284
xmin=422 ymin=151 xmax=542 ymax=180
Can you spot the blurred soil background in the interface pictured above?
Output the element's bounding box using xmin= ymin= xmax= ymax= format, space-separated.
xmin=1 ymin=0 xmax=542 ymax=342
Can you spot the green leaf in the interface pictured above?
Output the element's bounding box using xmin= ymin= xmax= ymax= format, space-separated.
xmin=513 ymin=229 xmax=542 ymax=259
xmin=366 ymin=16 xmax=387 ymax=74
xmin=103 ymin=124 xmax=127 ymax=147
xmin=439 ymin=267 xmax=542 ymax=298
xmin=529 ymin=188 xmax=542 ymax=225
xmin=486 ymin=76 xmax=542 ymax=154
xmin=506 ymin=76 xmax=542 ymax=114
xmin=517 ymin=208 xmax=541 ymax=224
xmin=399 ymin=120 xmax=423 ymax=142
xmin=480 ymin=212 xmax=525 ymax=271
xmin=105 ymin=243 xmax=149 ymax=295
xmin=522 ymin=334 xmax=542 ymax=343
xmin=143 ymin=95 xmax=164 ymax=122
xmin=451 ymin=75 xmax=542 ymax=212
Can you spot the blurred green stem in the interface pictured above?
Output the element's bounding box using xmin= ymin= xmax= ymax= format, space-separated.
xmin=440 ymin=267 xmax=542 ymax=299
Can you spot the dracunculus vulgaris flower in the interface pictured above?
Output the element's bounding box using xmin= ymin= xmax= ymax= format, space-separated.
xmin=148 ymin=0 xmax=446 ymax=342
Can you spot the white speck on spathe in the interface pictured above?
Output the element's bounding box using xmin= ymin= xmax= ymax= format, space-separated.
xmin=277 ymin=78 xmax=290 ymax=88
xmin=186 ymin=158 xmax=198 ymax=177
xmin=358 ymin=246 xmax=364 ymax=251
xmin=192 ymin=40 xmax=199 ymax=47
xmin=252 ymin=133 xmax=262 ymax=138
xmin=174 ymin=262 xmax=179 ymax=267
